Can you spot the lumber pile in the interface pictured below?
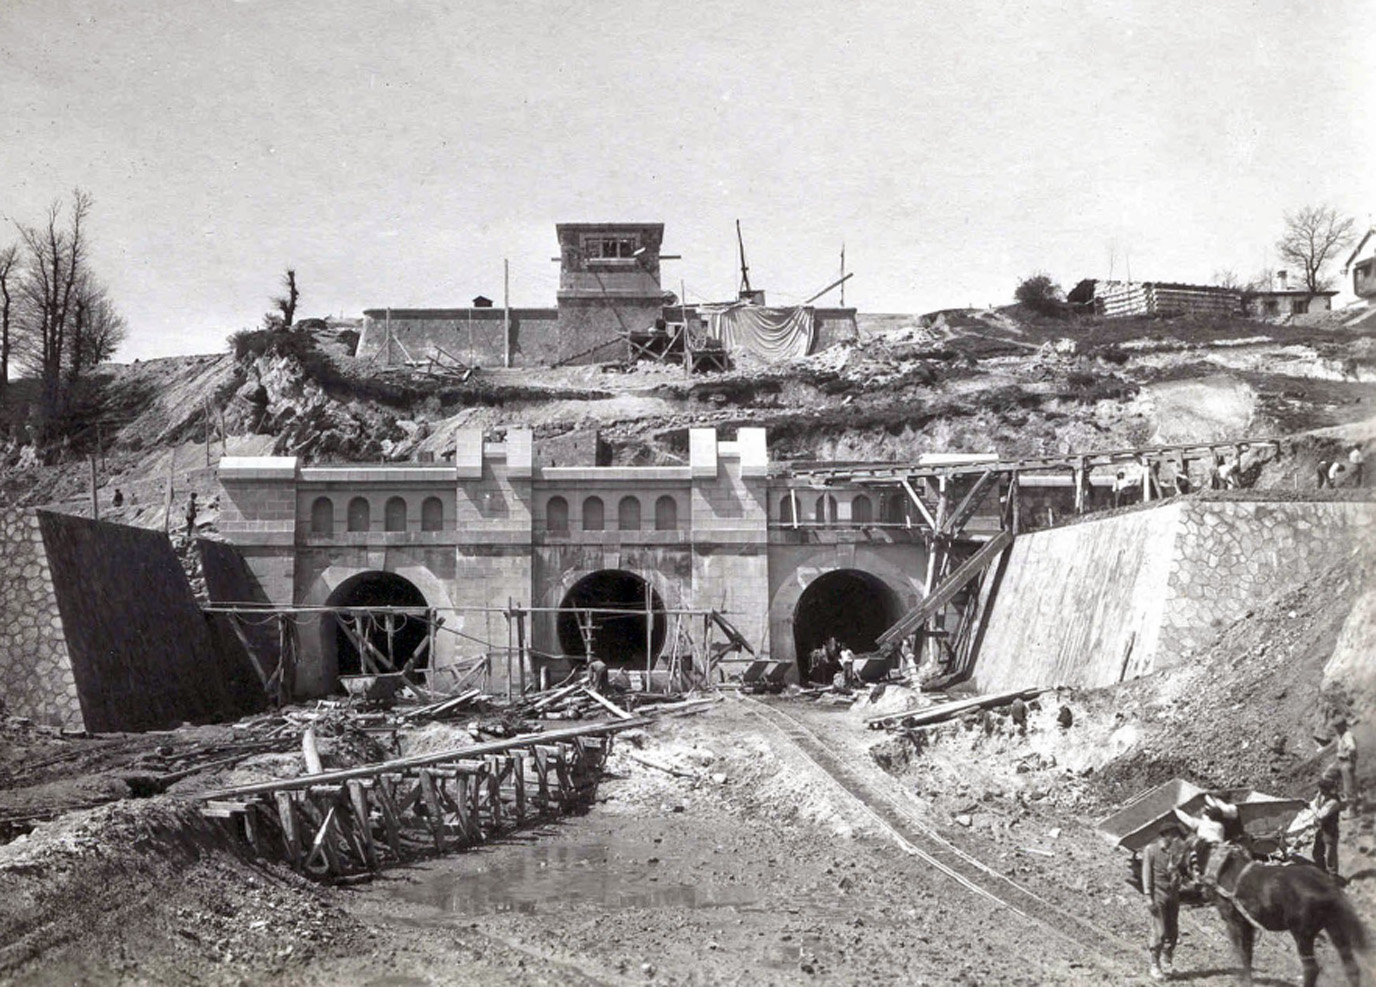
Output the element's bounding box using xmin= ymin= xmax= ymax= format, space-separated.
xmin=866 ymin=687 xmax=1045 ymax=730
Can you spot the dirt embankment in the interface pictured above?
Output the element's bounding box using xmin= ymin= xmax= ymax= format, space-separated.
xmin=3 ymin=309 xmax=1374 ymax=515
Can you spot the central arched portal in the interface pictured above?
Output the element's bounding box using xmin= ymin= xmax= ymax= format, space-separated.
xmin=557 ymin=570 xmax=666 ymax=667
xmin=793 ymin=568 xmax=903 ymax=676
xmin=324 ymin=571 xmax=431 ymax=679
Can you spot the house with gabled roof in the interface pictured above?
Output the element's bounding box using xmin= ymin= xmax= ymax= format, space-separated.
xmin=1337 ymin=226 xmax=1376 ymax=309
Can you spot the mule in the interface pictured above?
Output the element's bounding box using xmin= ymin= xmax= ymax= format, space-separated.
xmin=1184 ymin=839 xmax=1368 ymax=986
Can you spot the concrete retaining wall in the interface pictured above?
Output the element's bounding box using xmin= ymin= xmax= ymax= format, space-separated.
xmin=973 ymin=504 xmax=1182 ymax=693
xmin=974 ymin=497 xmax=1376 ymax=693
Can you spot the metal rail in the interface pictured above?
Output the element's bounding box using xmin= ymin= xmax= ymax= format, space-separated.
xmin=738 ymin=697 xmax=1138 ymax=972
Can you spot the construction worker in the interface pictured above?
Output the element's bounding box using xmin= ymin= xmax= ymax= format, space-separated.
xmin=1175 ymin=794 xmax=1239 ymax=884
xmin=1142 ymin=823 xmax=1183 ymax=981
xmin=184 ymin=492 xmax=198 ymax=538
xmin=1311 ymin=773 xmax=1343 ymax=878
xmin=1317 ymin=716 xmax=1359 ymax=810
xmin=585 ymin=656 xmax=609 ymax=693
xmin=1317 ymin=459 xmax=1331 ymax=489
xmin=1350 ymin=445 xmax=1366 ymax=487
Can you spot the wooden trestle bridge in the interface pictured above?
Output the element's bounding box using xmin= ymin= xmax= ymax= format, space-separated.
xmin=199 ymin=718 xmax=645 ymax=879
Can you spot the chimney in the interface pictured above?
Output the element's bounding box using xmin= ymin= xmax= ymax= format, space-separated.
xmin=1276 ymin=270 xmax=1288 ymax=289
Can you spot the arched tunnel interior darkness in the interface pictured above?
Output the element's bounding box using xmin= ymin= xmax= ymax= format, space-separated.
xmin=556 ymin=570 xmax=666 ymax=667
xmin=325 ymin=571 xmax=430 ymax=679
xmin=793 ymin=569 xmax=902 ymax=678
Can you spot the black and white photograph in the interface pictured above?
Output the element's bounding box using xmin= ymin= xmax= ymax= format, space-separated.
xmin=0 ymin=1 xmax=1372 ymax=984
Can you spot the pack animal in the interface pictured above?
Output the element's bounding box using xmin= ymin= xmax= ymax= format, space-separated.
xmin=1182 ymin=839 xmax=1368 ymax=986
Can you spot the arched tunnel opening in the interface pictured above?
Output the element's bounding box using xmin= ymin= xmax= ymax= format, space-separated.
xmin=325 ymin=571 xmax=430 ymax=680
xmin=556 ymin=569 xmax=666 ymax=667
xmin=793 ymin=569 xmax=903 ymax=681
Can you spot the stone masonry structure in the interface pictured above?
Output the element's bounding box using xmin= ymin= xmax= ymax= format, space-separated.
xmin=216 ymin=428 xmax=944 ymax=697
xmin=0 ymin=509 xmax=80 ymax=727
xmin=0 ymin=510 xmax=262 ymax=730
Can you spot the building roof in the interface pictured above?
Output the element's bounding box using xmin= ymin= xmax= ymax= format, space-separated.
xmin=1344 ymin=227 xmax=1376 ymax=271
xmin=1245 ymin=288 xmax=1338 ymax=298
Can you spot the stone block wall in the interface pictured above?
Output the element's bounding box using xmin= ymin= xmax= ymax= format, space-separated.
xmin=0 ymin=509 xmax=80 ymax=728
xmin=1157 ymin=500 xmax=1376 ymax=663
xmin=357 ymin=309 xmax=561 ymax=368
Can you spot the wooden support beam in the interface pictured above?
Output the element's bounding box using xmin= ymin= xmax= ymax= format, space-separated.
xmin=876 ymin=529 xmax=1014 ymax=652
xmin=418 ymin=770 xmax=447 ymax=854
xmin=513 ymin=753 xmax=527 ymax=823
xmin=942 ymin=470 xmax=996 ymax=537
xmin=372 ymin=778 xmax=404 ymax=859
xmin=274 ymin=791 xmax=302 ymax=869
xmin=347 ymin=780 xmax=380 ymax=871
xmin=900 ymin=477 xmax=937 ymax=530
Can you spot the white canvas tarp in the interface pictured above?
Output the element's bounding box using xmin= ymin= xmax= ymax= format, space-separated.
xmin=701 ymin=303 xmax=816 ymax=363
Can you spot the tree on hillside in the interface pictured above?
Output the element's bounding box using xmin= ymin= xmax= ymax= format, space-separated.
xmin=0 ymin=243 xmax=18 ymax=406
xmin=65 ymin=277 xmax=127 ymax=383
xmin=264 ymin=268 xmax=300 ymax=330
xmin=1014 ymin=273 xmax=1064 ymax=317
xmin=15 ymin=190 xmax=92 ymax=420
xmin=1276 ymin=205 xmax=1356 ymax=293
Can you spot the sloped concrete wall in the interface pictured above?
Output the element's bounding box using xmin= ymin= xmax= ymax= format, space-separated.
xmin=973 ymin=504 xmax=1183 ymax=693
xmin=974 ymin=497 xmax=1376 ymax=693
xmin=0 ymin=509 xmax=81 ymax=728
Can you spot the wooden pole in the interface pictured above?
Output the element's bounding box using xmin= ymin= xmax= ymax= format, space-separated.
xmin=644 ymin=581 xmax=653 ymax=694
xmin=681 ymin=278 xmax=691 ymax=378
xmin=162 ymin=446 xmax=175 ymax=533
xmin=503 ymin=259 xmax=511 ymax=369
xmin=89 ymin=454 xmax=99 ymax=521
xmin=426 ymin=608 xmax=436 ymax=684
xmin=801 ymin=271 xmax=855 ymax=306
xmin=516 ymin=605 xmax=527 ymax=696
xmin=506 ymin=597 xmax=514 ymax=702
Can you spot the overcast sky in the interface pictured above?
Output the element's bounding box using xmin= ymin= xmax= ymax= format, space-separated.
xmin=1 ymin=0 xmax=1372 ymax=361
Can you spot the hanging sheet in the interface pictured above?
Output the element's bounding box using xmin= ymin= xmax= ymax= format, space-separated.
xmin=701 ymin=303 xmax=816 ymax=363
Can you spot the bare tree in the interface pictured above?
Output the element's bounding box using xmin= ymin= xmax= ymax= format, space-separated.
xmin=0 ymin=243 xmax=18 ymax=406
xmin=66 ymin=277 xmax=127 ymax=383
xmin=265 ymin=268 xmax=299 ymax=329
xmin=15 ymin=190 xmax=93 ymax=418
xmin=1276 ymin=205 xmax=1356 ymax=293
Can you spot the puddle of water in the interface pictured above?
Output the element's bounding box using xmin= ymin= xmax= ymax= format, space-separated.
xmin=389 ymin=842 xmax=759 ymax=918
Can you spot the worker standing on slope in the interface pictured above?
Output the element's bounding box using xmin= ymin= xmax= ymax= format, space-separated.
xmin=1349 ymin=445 xmax=1365 ymax=487
xmin=1310 ymin=773 xmax=1343 ymax=879
xmin=1142 ymin=823 xmax=1183 ymax=981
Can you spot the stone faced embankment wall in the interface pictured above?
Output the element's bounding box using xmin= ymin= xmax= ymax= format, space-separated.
xmin=0 ymin=509 xmax=80 ymax=727
xmin=973 ymin=496 xmax=1376 ymax=693
xmin=38 ymin=512 xmax=265 ymax=732
xmin=0 ymin=509 xmax=264 ymax=731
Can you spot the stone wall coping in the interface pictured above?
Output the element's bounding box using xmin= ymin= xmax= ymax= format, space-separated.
xmin=299 ymin=466 xmax=459 ymax=484
xmin=538 ymin=466 xmax=692 ymax=482
xmin=219 ymin=456 xmax=299 ymax=479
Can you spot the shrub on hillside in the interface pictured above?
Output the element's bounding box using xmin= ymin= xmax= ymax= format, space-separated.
xmin=1014 ymin=274 xmax=1066 ymax=318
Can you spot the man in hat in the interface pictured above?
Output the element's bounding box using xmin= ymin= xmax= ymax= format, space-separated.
xmin=1311 ymin=773 xmax=1343 ymax=879
xmin=1141 ymin=822 xmax=1183 ymax=980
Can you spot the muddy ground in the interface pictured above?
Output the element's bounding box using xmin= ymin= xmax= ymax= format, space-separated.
xmin=3 ymin=699 xmax=1371 ymax=987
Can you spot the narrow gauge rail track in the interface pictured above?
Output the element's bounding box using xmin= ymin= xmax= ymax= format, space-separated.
xmin=739 ymin=696 xmax=1139 ymax=973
